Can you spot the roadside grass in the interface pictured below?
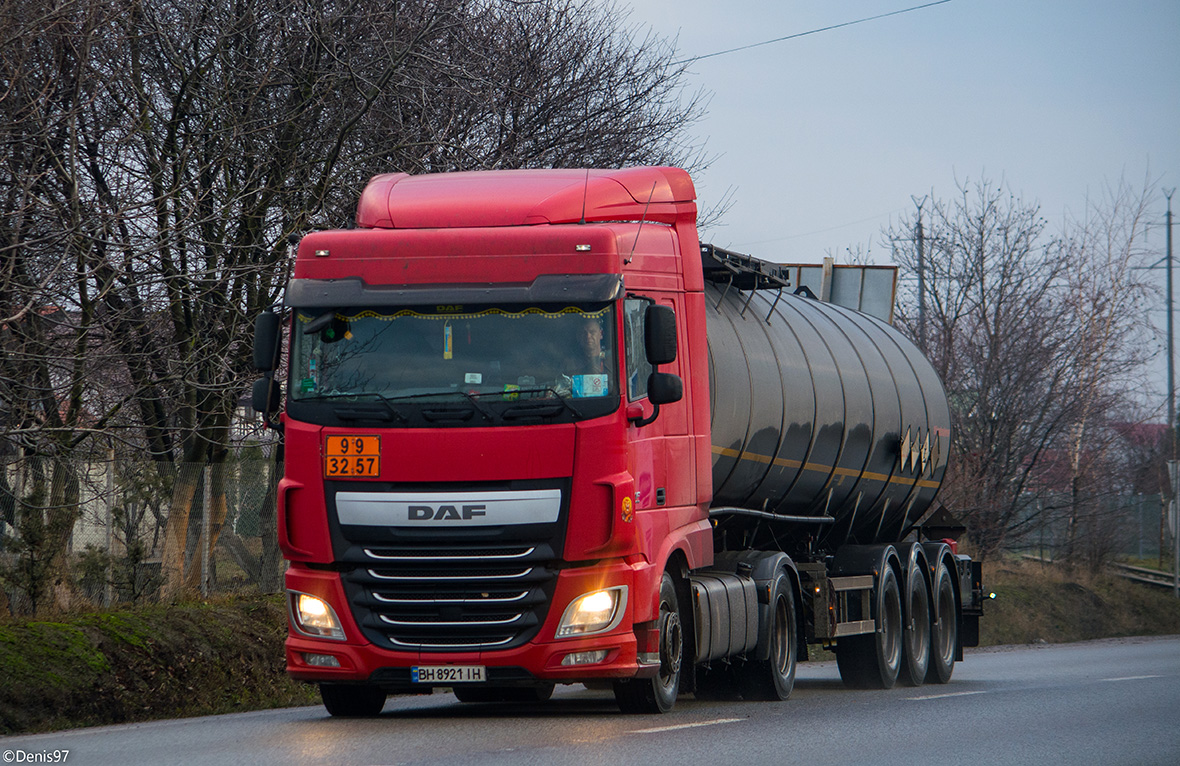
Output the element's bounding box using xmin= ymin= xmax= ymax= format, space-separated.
xmin=2 ymin=558 xmax=1179 ymax=734
xmin=0 ymin=596 xmax=317 ymax=735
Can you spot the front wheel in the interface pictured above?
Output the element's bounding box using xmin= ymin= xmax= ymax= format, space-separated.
xmin=614 ymin=572 xmax=682 ymax=713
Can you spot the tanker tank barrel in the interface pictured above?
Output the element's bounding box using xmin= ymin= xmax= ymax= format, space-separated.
xmin=704 ymin=245 xmax=951 ymax=552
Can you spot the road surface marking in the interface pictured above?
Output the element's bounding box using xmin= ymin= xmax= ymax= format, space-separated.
xmin=1101 ymin=675 xmax=1164 ymax=682
xmin=906 ymin=690 xmax=986 ymax=701
xmin=632 ymin=718 xmax=744 ymax=734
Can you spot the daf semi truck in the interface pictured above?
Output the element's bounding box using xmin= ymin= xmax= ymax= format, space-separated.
xmin=251 ymin=166 xmax=985 ymax=716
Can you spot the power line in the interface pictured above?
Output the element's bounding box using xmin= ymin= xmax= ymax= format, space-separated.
xmin=673 ymin=0 xmax=957 ymax=66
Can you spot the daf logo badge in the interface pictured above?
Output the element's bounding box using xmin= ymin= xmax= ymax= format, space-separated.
xmin=408 ymin=504 xmax=487 ymax=521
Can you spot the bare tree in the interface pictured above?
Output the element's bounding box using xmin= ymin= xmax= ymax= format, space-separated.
xmin=0 ymin=0 xmax=126 ymax=611
xmin=1 ymin=0 xmax=709 ymax=605
xmin=886 ymin=177 xmax=1155 ymax=558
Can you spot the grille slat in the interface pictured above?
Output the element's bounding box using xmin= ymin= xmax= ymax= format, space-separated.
xmin=363 ymin=546 xmax=536 ymax=562
xmin=389 ymin=635 xmax=516 ymax=650
xmin=372 ymin=591 xmax=530 ymax=605
xmin=367 ymin=566 xmax=536 ymax=581
xmin=379 ymin=614 xmax=525 ymax=627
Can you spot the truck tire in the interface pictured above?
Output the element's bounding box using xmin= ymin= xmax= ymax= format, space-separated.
xmin=836 ymin=565 xmax=902 ymax=689
xmin=899 ymin=558 xmax=931 ymax=687
xmin=320 ymin=683 xmax=387 ymax=717
xmin=737 ymin=570 xmax=797 ymax=701
xmin=614 ymin=572 xmax=682 ymax=713
xmin=452 ymin=684 xmax=554 ymax=703
xmin=925 ymin=559 xmax=958 ymax=684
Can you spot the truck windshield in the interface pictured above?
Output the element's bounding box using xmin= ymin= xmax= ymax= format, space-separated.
xmin=289 ymin=303 xmax=618 ymax=422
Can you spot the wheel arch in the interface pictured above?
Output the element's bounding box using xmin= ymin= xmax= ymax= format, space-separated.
xmin=901 ymin=542 xmax=933 ymax=597
xmin=832 ymin=543 xmax=903 ymax=584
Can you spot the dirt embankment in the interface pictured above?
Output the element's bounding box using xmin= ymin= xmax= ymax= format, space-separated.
xmin=979 ymin=559 xmax=1180 ymax=645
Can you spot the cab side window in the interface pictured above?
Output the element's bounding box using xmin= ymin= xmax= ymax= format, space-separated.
xmin=623 ymin=298 xmax=654 ymax=400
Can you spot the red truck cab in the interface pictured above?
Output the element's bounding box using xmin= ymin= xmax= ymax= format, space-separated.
xmin=269 ymin=168 xmax=714 ymax=713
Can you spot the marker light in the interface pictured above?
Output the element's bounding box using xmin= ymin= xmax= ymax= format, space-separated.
xmin=290 ymin=592 xmax=346 ymax=640
xmin=556 ymin=586 xmax=627 ymax=638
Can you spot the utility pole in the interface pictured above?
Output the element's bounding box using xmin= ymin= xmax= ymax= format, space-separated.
xmin=911 ymin=196 xmax=927 ymax=353
xmin=1167 ymin=189 xmax=1178 ymax=598
xmin=1167 ymin=188 xmax=1175 ymax=578
xmin=1133 ymin=192 xmax=1177 ymax=586
xmin=917 ymin=215 xmax=926 ymax=352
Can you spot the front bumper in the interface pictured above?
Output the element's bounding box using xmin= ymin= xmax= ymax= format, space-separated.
xmin=285 ymin=560 xmax=657 ymax=689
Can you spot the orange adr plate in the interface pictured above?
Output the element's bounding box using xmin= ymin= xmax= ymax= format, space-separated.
xmin=324 ymin=435 xmax=381 ymax=478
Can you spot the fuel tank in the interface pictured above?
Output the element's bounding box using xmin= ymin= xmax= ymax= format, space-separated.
xmin=706 ymin=282 xmax=950 ymax=547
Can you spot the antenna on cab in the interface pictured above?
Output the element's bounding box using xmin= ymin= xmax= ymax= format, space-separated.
xmin=579 ymin=168 xmax=590 ymax=224
xmin=624 ymin=181 xmax=658 ymax=265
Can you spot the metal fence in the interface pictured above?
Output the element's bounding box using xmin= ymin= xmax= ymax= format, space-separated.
xmin=1009 ymin=492 xmax=1173 ymax=568
xmin=0 ymin=454 xmax=283 ymax=615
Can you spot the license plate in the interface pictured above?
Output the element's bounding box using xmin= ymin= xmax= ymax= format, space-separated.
xmin=411 ymin=665 xmax=487 ymax=684
xmin=324 ymin=435 xmax=380 ymax=478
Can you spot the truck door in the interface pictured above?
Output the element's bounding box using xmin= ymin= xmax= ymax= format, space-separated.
xmin=623 ymin=295 xmax=693 ymax=511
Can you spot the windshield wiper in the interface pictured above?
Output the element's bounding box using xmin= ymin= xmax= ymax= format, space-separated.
xmin=379 ymin=389 xmax=494 ymax=423
xmin=499 ymin=387 xmax=584 ymax=420
xmin=454 ymin=389 xmax=494 ymax=422
xmin=301 ymin=392 xmax=407 ymax=423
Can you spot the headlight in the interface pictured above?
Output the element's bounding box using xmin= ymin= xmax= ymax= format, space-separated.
xmin=290 ymin=592 xmax=346 ymax=640
xmin=556 ymin=586 xmax=627 ymax=638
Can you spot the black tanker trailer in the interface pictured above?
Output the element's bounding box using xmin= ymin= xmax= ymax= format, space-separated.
xmin=688 ymin=245 xmax=983 ymax=693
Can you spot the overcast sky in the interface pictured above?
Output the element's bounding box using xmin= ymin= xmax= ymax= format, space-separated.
xmin=622 ymin=0 xmax=1180 ymax=265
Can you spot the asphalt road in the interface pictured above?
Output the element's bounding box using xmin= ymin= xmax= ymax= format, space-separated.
xmin=4 ymin=636 xmax=1178 ymax=766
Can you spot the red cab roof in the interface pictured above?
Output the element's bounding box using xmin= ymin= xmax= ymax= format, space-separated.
xmin=355 ymin=167 xmax=697 ymax=229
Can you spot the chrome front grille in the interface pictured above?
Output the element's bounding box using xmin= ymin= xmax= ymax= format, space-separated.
xmin=342 ymin=542 xmax=558 ymax=652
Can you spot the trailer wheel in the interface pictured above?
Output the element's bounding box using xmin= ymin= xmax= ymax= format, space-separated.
xmin=737 ymin=570 xmax=797 ymax=701
xmin=614 ymin=572 xmax=682 ymax=713
xmin=899 ymin=558 xmax=931 ymax=687
xmin=925 ymin=559 xmax=958 ymax=684
xmin=836 ymin=565 xmax=902 ymax=689
xmin=319 ymin=683 xmax=387 ymax=717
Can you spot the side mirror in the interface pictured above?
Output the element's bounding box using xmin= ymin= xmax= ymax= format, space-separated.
xmin=644 ymin=305 xmax=677 ymax=366
xmin=253 ymin=312 xmax=282 ymax=372
xmin=630 ymin=372 xmax=683 ymax=427
xmin=647 ymin=372 xmax=683 ymax=405
xmin=252 ymin=377 xmax=282 ymax=415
